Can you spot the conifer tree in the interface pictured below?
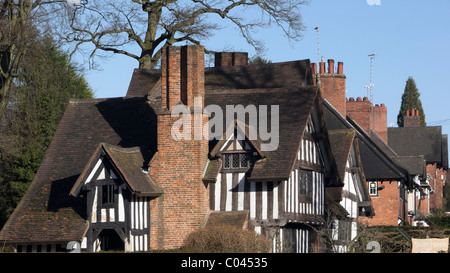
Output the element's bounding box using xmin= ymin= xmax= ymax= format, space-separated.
xmin=397 ymin=77 xmax=426 ymax=127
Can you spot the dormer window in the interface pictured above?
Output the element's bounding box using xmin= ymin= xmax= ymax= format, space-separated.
xmin=218 ymin=128 xmax=259 ymax=173
xmin=223 ymin=152 xmax=251 ymax=170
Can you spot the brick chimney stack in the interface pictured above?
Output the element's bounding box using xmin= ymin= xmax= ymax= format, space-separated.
xmin=313 ymin=59 xmax=347 ymax=117
xmin=347 ymin=97 xmax=373 ymax=134
xmin=215 ymin=52 xmax=248 ymax=67
xmin=403 ymin=108 xmax=421 ymax=127
xmin=347 ymin=97 xmax=388 ymax=143
xmin=151 ymin=45 xmax=209 ymax=250
xmin=372 ymin=104 xmax=388 ymax=142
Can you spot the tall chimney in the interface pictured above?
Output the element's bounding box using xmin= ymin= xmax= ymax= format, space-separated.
xmin=319 ymin=61 xmax=326 ymax=74
xmin=347 ymin=97 xmax=373 ymax=134
xmin=372 ymin=104 xmax=388 ymax=142
xmin=151 ymin=45 xmax=208 ymax=250
xmin=337 ymin=62 xmax=344 ymax=74
xmin=318 ymin=59 xmax=346 ymax=117
xmin=328 ymin=59 xmax=334 ymax=74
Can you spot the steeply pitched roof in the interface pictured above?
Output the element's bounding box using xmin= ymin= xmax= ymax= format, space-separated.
xmin=328 ymin=129 xmax=356 ymax=183
xmin=0 ymin=97 xmax=157 ymax=244
xmin=70 ymin=143 xmax=162 ymax=197
xmin=205 ymin=86 xmax=319 ymax=181
xmin=388 ymin=126 xmax=448 ymax=168
xmin=322 ymin=99 xmax=408 ymax=181
xmin=126 ymin=69 xmax=161 ymax=97
xmin=369 ymin=130 xmax=426 ymax=178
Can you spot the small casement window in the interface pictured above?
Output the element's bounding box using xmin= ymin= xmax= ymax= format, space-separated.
xmin=369 ymin=182 xmax=378 ymax=196
xmin=102 ymin=184 xmax=115 ymax=205
xmin=223 ymin=153 xmax=251 ymax=170
xmin=300 ymin=169 xmax=313 ymax=196
xmin=338 ymin=221 xmax=352 ymax=242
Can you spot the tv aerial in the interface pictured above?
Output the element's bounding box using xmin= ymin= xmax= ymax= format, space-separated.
xmin=365 ymin=53 xmax=376 ymax=102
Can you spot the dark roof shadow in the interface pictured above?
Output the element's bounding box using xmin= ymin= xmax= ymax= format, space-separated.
xmin=95 ymin=97 xmax=158 ymax=167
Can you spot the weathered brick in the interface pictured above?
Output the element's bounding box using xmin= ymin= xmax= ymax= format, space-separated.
xmin=149 ymin=45 xmax=209 ymax=250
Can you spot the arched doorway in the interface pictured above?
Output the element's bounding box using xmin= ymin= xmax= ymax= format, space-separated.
xmin=98 ymin=229 xmax=124 ymax=251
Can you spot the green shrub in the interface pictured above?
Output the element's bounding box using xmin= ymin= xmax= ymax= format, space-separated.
xmin=181 ymin=225 xmax=272 ymax=253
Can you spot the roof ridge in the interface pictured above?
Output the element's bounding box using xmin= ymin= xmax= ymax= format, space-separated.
xmin=101 ymin=143 xmax=142 ymax=153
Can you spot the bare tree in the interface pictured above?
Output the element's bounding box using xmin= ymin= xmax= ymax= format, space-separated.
xmin=0 ymin=0 xmax=68 ymax=116
xmin=0 ymin=0 xmax=33 ymax=115
xmin=57 ymin=0 xmax=309 ymax=69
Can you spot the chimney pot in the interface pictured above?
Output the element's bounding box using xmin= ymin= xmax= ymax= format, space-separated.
xmin=406 ymin=110 xmax=410 ymax=116
xmin=363 ymin=97 xmax=369 ymax=101
xmin=328 ymin=59 xmax=335 ymax=74
xmin=337 ymin=62 xmax=344 ymax=74
xmin=416 ymin=109 xmax=419 ymax=116
xmin=349 ymin=97 xmax=355 ymax=101
xmin=381 ymin=103 xmax=385 ymax=107
xmin=319 ymin=62 xmax=325 ymax=74
xmin=357 ymin=97 xmax=362 ymax=101
xmin=311 ymin=63 xmax=317 ymax=75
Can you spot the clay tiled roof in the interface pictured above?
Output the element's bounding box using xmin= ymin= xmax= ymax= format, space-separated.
xmin=328 ymin=129 xmax=356 ymax=183
xmin=205 ymin=86 xmax=319 ymax=181
xmin=204 ymin=211 xmax=249 ymax=229
xmin=125 ymin=60 xmax=313 ymax=97
xmin=126 ymin=69 xmax=161 ymax=97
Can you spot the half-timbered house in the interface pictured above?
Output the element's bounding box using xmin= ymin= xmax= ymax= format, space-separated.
xmin=321 ymin=99 xmax=374 ymax=252
xmin=0 ymin=45 xmax=357 ymax=253
xmin=69 ymin=143 xmax=163 ymax=251
xmin=202 ymin=85 xmax=340 ymax=253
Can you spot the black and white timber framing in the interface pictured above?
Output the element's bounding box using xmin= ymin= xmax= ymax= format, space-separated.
xmin=331 ymin=145 xmax=364 ymax=253
xmin=78 ymin=150 xmax=151 ymax=252
xmin=209 ymin=116 xmax=327 ymax=253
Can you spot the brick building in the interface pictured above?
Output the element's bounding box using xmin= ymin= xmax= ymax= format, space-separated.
xmin=313 ymin=59 xmax=446 ymax=226
xmin=388 ymin=111 xmax=448 ymax=223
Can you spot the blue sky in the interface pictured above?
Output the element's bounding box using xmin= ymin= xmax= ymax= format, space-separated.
xmin=83 ymin=0 xmax=450 ymax=137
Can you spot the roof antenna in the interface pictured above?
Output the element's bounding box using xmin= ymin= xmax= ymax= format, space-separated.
xmin=366 ymin=53 xmax=376 ymax=102
xmin=314 ymin=26 xmax=321 ymax=85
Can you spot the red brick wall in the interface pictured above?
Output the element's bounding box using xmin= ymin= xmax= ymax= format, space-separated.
xmin=347 ymin=97 xmax=373 ymax=134
xmin=360 ymin=181 xmax=402 ymax=226
xmin=372 ymin=104 xmax=387 ymax=142
xmin=150 ymin=45 xmax=209 ymax=249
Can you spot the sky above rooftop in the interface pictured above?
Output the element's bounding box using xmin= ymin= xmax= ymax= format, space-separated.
xmin=81 ymin=0 xmax=450 ymax=138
